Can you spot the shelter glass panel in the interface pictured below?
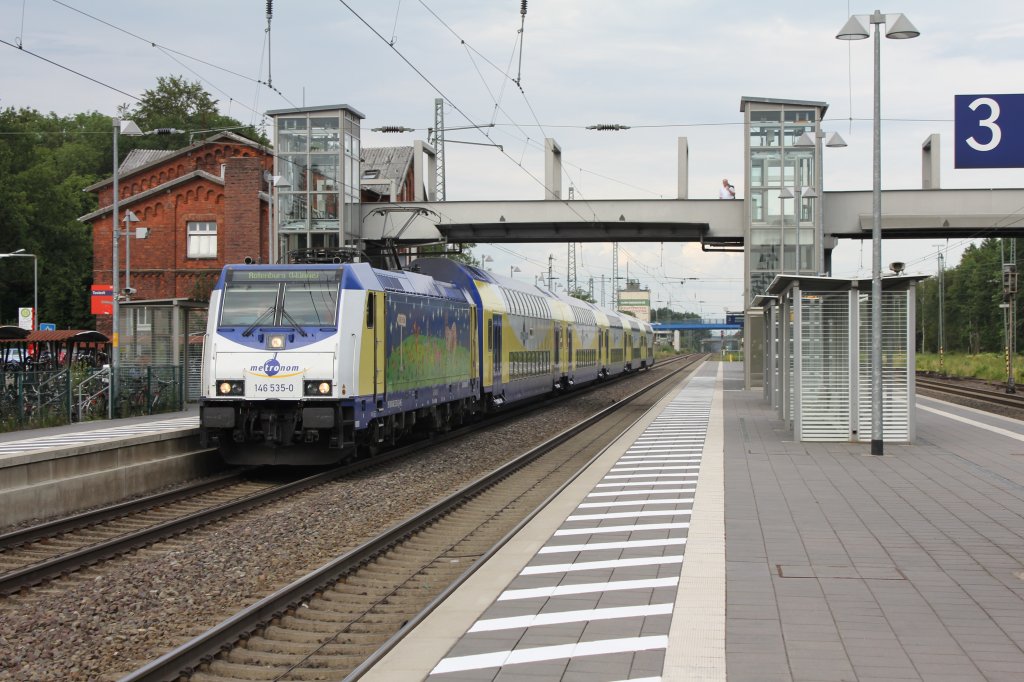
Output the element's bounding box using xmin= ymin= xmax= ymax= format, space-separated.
xmin=782 ymin=123 xmax=816 ymax=146
xmin=309 ymin=117 xmax=340 ymax=152
xmin=278 ymin=193 xmax=307 ymax=231
xmin=280 ymin=154 xmax=308 ymax=191
xmin=309 ymin=155 xmax=340 ymax=192
xmin=277 ymin=117 xmax=307 ymax=153
xmin=750 ymin=124 xmax=781 ymax=149
xmin=751 ymin=228 xmax=781 ymax=272
xmin=750 ymin=150 xmax=781 ymax=188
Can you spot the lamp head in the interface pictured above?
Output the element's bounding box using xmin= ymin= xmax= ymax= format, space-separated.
xmin=885 ymin=13 xmax=920 ymax=39
xmin=825 ymin=132 xmax=848 ymax=148
xmin=836 ymin=14 xmax=870 ymax=40
xmin=119 ymin=120 xmax=143 ymax=136
xmin=795 ymin=132 xmax=816 ymax=147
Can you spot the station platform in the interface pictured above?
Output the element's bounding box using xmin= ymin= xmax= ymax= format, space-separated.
xmin=0 ymin=404 xmax=198 ymax=455
xmin=361 ymin=361 xmax=1024 ymax=681
xmin=0 ymin=406 xmax=208 ymax=528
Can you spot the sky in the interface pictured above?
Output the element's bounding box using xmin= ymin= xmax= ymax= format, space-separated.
xmin=3 ymin=0 xmax=1024 ymax=319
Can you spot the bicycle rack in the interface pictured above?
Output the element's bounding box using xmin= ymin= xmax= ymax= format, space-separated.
xmin=76 ymin=367 xmax=112 ymax=421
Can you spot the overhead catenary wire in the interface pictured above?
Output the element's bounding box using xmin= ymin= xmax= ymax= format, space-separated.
xmin=0 ymin=38 xmax=140 ymax=101
xmin=36 ymin=0 xmax=296 ymax=114
xmin=336 ymin=0 xmax=610 ymax=230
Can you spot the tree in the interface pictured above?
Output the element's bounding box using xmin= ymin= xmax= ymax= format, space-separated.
xmin=124 ymin=75 xmax=267 ymax=147
xmin=0 ymin=107 xmax=106 ymax=328
xmin=414 ymin=242 xmax=479 ymax=266
xmin=916 ymin=238 xmax=1021 ymax=355
xmin=568 ymin=288 xmax=595 ymax=303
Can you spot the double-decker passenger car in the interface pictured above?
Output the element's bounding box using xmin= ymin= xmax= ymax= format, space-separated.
xmin=200 ymin=258 xmax=653 ymax=465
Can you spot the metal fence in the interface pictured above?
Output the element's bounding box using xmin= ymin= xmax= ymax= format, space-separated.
xmin=115 ymin=365 xmax=185 ymax=418
xmin=0 ymin=364 xmax=185 ymax=432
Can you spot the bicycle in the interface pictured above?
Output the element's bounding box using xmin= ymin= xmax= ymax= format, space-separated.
xmin=125 ymin=375 xmax=177 ymax=415
xmin=148 ymin=376 xmax=176 ymax=413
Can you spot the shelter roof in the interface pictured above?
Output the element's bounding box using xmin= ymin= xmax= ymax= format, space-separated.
xmin=30 ymin=330 xmax=109 ymax=343
xmin=765 ymin=274 xmax=929 ymax=296
xmin=118 ymin=298 xmax=208 ymax=308
xmin=0 ymin=329 xmax=109 ymax=343
xmin=0 ymin=326 xmax=30 ymax=340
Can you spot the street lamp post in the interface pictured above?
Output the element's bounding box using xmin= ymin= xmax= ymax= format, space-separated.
xmin=837 ymin=10 xmax=920 ymax=456
xmin=111 ymin=117 xmax=138 ymax=409
xmin=0 ymin=249 xmax=37 ymax=329
xmin=110 ymin=118 xmax=183 ymax=411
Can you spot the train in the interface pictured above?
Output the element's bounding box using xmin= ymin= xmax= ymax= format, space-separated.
xmin=199 ymin=257 xmax=655 ymax=465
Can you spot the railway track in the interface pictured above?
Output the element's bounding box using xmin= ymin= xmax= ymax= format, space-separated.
xmin=0 ymin=468 xmax=352 ymax=596
xmin=0 ymin=355 xmax=699 ymax=599
xmin=917 ymin=375 xmax=1024 ymax=413
xmin=121 ymin=355 xmax=705 ymax=682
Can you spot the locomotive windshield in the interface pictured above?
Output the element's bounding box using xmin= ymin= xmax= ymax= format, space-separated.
xmin=220 ymin=269 xmax=341 ymax=327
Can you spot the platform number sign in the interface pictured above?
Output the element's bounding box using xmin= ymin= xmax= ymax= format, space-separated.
xmin=955 ymin=94 xmax=1024 ymax=168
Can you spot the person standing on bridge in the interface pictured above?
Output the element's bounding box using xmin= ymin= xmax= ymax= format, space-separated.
xmin=719 ymin=178 xmax=736 ymax=199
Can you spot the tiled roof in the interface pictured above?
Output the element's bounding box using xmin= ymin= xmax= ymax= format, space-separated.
xmin=119 ymin=149 xmax=176 ymax=174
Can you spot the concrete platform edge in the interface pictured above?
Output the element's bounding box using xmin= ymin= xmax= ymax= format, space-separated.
xmin=663 ymin=362 xmax=726 ymax=680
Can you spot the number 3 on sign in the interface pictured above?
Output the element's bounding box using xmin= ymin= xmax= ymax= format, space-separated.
xmin=966 ymin=97 xmax=1001 ymax=152
xmin=955 ymin=94 xmax=1023 ymax=169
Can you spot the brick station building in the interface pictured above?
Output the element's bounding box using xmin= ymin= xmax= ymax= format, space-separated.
xmin=80 ymin=132 xmax=274 ymax=336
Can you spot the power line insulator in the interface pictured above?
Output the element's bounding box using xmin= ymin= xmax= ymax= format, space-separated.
xmin=372 ymin=126 xmax=415 ymax=133
xmin=521 ymin=0 xmax=528 ymax=16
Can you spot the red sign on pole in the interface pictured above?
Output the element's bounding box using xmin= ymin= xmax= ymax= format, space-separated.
xmin=91 ymin=285 xmax=114 ymax=315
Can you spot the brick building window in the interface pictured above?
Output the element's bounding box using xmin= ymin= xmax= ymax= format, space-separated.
xmin=187 ymin=221 xmax=217 ymax=258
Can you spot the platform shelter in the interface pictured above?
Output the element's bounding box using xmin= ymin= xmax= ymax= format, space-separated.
xmin=755 ymin=274 xmax=926 ymax=443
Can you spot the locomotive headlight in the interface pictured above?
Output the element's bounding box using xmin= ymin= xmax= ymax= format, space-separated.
xmin=267 ymin=334 xmax=287 ymax=350
xmin=304 ymin=380 xmax=332 ymax=396
xmin=217 ymin=380 xmax=244 ymax=396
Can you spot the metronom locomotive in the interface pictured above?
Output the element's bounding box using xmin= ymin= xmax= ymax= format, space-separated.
xmin=199 ymin=258 xmax=654 ymax=465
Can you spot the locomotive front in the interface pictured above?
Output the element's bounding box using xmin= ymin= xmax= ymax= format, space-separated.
xmin=200 ymin=265 xmax=347 ymax=464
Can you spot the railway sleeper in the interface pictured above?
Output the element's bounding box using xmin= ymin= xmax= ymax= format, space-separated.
xmin=205 ymin=658 xmax=355 ymax=678
xmin=257 ymin=625 xmax=337 ymax=644
xmin=225 ymin=648 xmax=369 ymax=667
xmin=278 ymin=615 xmax=360 ymax=633
xmin=240 ymin=638 xmax=374 ymax=656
